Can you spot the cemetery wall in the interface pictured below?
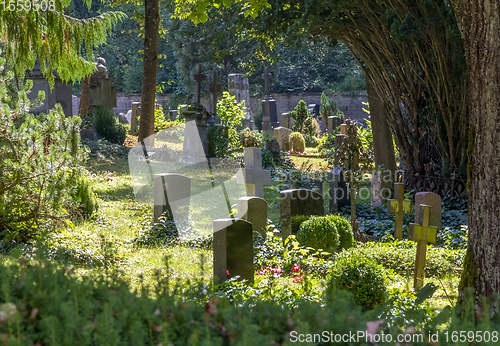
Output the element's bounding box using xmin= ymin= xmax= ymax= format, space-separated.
xmin=72 ymin=92 xmax=368 ymax=123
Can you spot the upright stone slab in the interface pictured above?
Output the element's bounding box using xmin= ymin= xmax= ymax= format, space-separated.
xmin=261 ymin=67 xmax=279 ymax=132
xmin=328 ymin=168 xmax=349 ymax=213
xmin=213 ymin=218 xmax=254 ymax=284
xmin=130 ymin=102 xmax=140 ymax=134
xmin=273 ymin=127 xmax=292 ymax=152
xmin=236 ymin=148 xmax=272 ymax=198
xmin=168 ymin=109 xmax=178 ymax=121
xmin=281 ymin=113 xmax=290 ymax=128
xmin=414 ymin=192 xmax=442 ymax=230
xmin=328 ymin=116 xmax=341 ymax=134
xmin=89 ymin=58 xmax=117 ymax=109
xmin=280 ymin=189 xmax=324 ymax=241
xmin=238 ymin=197 xmax=268 ymax=234
xmin=154 ymin=174 xmax=191 ymax=226
xmin=209 ymin=73 xmax=221 ymax=126
xmin=228 ymin=73 xmax=253 ymax=127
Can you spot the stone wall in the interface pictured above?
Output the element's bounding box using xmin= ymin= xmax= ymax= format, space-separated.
xmin=72 ymin=92 xmax=368 ymax=124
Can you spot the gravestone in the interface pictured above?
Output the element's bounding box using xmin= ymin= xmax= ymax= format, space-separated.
xmin=414 ymin=192 xmax=442 ymax=230
xmin=183 ymin=64 xmax=209 ymax=160
xmin=328 ymin=168 xmax=349 ymax=213
xmin=409 ymin=205 xmax=438 ymax=290
xmin=26 ymin=59 xmax=73 ymax=117
xmin=129 ymin=102 xmax=141 ymax=134
xmin=208 ymin=72 xmax=221 ymax=126
xmin=236 ymin=148 xmax=272 ymax=198
xmin=213 ymin=218 xmax=254 ymax=284
xmin=261 ymin=67 xmax=279 ymax=133
xmin=228 ymin=73 xmax=253 ymax=128
xmin=328 ymin=116 xmax=341 ymax=134
xmin=371 ymin=171 xmax=384 ymax=207
xmin=280 ymin=189 xmax=324 ymax=241
xmin=89 ymin=58 xmax=117 ymax=109
xmin=118 ymin=113 xmax=129 ymax=124
xmin=308 ymin=104 xmax=320 ymax=118
xmin=238 ymin=196 xmax=268 ymax=234
xmin=387 ymin=182 xmax=411 ymax=240
xmin=273 ymin=127 xmax=292 ymax=152
xmin=154 ymin=174 xmax=191 ymax=227
xmin=169 ymin=110 xmax=178 ymax=121
xmin=281 ymin=113 xmax=290 ymax=128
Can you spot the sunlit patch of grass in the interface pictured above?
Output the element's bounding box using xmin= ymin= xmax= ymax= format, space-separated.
xmin=289 ymin=156 xmax=330 ymax=172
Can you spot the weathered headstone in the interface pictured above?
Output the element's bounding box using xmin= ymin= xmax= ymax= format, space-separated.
xmin=280 ymin=189 xmax=324 ymax=241
xmin=89 ymin=58 xmax=117 ymax=109
xmin=26 ymin=59 xmax=73 ymax=117
xmin=281 ymin=112 xmax=290 ymax=128
xmin=154 ymin=174 xmax=191 ymax=226
xmin=308 ymin=104 xmax=320 ymax=118
xmin=129 ymin=102 xmax=141 ymax=134
xmin=328 ymin=168 xmax=349 ymax=213
xmin=410 ymin=205 xmax=438 ymax=290
xmin=213 ymin=218 xmax=254 ymax=284
xmin=238 ymin=196 xmax=268 ymax=234
xmin=261 ymin=67 xmax=279 ymax=132
xmin=273 ymin=127 xmax=292 ymax=152
xmin=387 ymin=182 xmax=411 ymax=240
xmin=236 ymin=148 xmax=272 ymax=198
xmin=228 ymin=73 xmax=253 ymax=128
xmin=414 ymin=192 xmax=442 ymax=230
xmin=371 ymin=171 xmax=384 ymax=207
xmin=328 ymin=116 xmax=341 ymax=134
xmin=168 ymin=109 xmax=178 ymax=121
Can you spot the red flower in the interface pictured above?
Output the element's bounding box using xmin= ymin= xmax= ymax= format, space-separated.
xmin=292 ymin=264 xmax=301 ymax=272
xmin=226 ymin=270 xmax=229 ymax=275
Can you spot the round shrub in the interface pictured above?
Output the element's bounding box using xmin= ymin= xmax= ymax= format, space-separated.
xmin=289 ymin=132 xmax=305 ymax=152
xmin=93 ymin=106 xmax=126 ymax=145
xmin=291 ymin=215 xmax=311 ymax=235
xmin=327 ymin=255 xmax=387 ymax=309
xmin=239 ymin=128 xmax=263 ymax=148
xmin=296 ymin=216 xmax=339 ymax=253
xmin=327 ymin=215 xmax=354 ymax=250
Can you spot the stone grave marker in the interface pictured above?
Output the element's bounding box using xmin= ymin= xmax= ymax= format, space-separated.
xmin=154 ymin=174 xmax=191 ymax=229
xmin=129 ymin=102 xmax=140 ymax=134
xmin=280 ymin=189 xmax=324 ymax=241
xmin=414 ymin=192 xmax=442 ymax=230
xmin=328 ymin=116 xmax=341 ymax=134
xmin=228 ymin=73 xmax=253 ymax=128
xmin=281 ymin=112 xmax=290 ymax=128
xmin=238 ymin=196 xmax=268 ymax=234
xmin=213 ymin=218 xmax=254 ymax=284
xmin=261 ymin=67 xmax=278 ymax=132
xmin=387 ymin=182 xmax=411 ymax=240
xmin=273 ymin=127 xmax=292 ymax=152
xmin=328 ymin=167 xmax=349 ymax=213
xmin=169 ymin=109 xmax=178 ymax=121
xmin=89 ymin=58 xmax=117 ymax=109
xmin=236 ymin=148 xmax=272 ymax=198
xmin=410 ymin=205 xmax=438 ymax=290
xmin=208 ymin=72 xmax=221 ymax=126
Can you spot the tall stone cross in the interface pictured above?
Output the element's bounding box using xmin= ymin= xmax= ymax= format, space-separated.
xmin=209 ymin=72 xmax=221 ymax=115
xmin=261 ymin=67 xmax=272 ymax=96
xmin=191 ymin=63 xmax=206 ymax=104
xmin=387 ymin=182 xmax=411 ymax=240
xmin=236 ymin=147 xmax=272 ymax=198
xmin=410 ymin=205 xmax=438 ymax=290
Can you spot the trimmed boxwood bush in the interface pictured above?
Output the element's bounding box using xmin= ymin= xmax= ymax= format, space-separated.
xmin=93 ymin=106 xmax=127 ymax=145
xmin=296 ymin=216 xmax=339 ymax=253
xmin=327 ymin=254 xmax=387 ymax=309
xmin=289 ymin=132 xmax=305 ymax=152
xmin=328 ymin=214 xmax=354 ymax=250
xmin=291 ymin=215 xmax=311 ymax=235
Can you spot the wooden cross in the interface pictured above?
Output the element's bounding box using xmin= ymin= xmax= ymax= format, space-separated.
xmin=236 ymin=148 xmax=272 ymax=198
xmin=261 ymin=67 xmax=272 ymax=96
xmin=387 ymin=182 xmax=411 ymax=240
xmin=410 ymin=205 xmax=438 ymax=290
xmin=209 ymin=72 xmax=221 ymax=115
xmin=191 ymin=63 xmax=206 ymax=104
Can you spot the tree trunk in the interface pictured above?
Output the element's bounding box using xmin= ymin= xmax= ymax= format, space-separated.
xmin=365 ymin=75 xmax=396 ymax=200
xmin=454 ymin=0 xmax=500 ymax=304
xmin=78 ymin=76 xmax=90 ymax=116
xmin=138 ymin=0 xmax=160 ymax=147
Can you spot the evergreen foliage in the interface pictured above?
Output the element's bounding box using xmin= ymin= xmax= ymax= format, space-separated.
xmin=290 ymin=100 xmax=313 ymax=136
xmin=93 ymin=106 xmax=127 ymax=145
xmin=289 ymin=132 xmax=305 ymax=152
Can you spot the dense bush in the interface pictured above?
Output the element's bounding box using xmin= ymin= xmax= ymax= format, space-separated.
xmin=289 ymin=132 xmax=305 ymax=152
xmin=216 ymin=91 xmax=245 ymax=152
xmin=327 ymin=253 xmax=387 ymax=309
xmin=239 ymin=128 xmax=263 ymax=148
xmin=329 ymin=214 xmax=354 ymax=250
xmin=290 ymin=100 xmax=314 ymax=137
xmin=296 ymin=216 xmax=340 ymax=253
xmin=70 ymin=174 xmax=99 ymax=217
xmin=0 ymin=75 xmax=92 ymax=242
xmin=316 ymin=133 xmax=336 ymax=156
xmin=93 ymin=106 xmax=127 ymax=145
xmin=208 ymin=124 xmax=229 ymax=157
xmin=291 ymin=215 xmax=311 ymax=235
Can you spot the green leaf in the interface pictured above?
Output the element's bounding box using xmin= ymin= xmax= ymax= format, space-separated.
xmin=65 ymin=220 xmax=75 ymax=231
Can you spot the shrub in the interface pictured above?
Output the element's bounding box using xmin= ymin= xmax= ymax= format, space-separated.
xmin=289 ymin=132 xmax=305 ymax=152
xmin=239 ymin=128 xmax=263 ymax=148
xmin=290 ymin=100 xmax=314 ymax=136
xmin=291 ymin=215 xmax=311 ymax=235
xmin=316 ymin=133 xmax=336 ymax=156
xmin=93 ymin=106 xmax=126 ymax=145
xmin=208 ymin=125 xmax=230 ymax=157
xmin=327 ymin=254 xmax=387 ymax=309
xmin=70 ymin=174 xmax=99 ymax=217
xmin=296 ymin=216 xmax=339 ymax=253
xmin=327 ymin=214 xmax=354 ymax=250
